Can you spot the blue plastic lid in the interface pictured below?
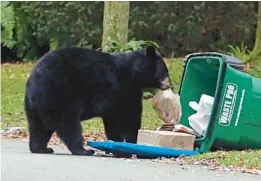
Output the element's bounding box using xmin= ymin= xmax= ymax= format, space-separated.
xmin=87 ymin=140 xmax=199 ymax=158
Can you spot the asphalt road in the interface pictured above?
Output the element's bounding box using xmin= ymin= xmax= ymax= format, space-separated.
xmin=1 ymin=139 xmax=260 ymax=181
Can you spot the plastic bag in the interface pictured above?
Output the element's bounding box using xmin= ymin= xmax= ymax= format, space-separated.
xmin=152 ymin=88 xmax=182 ymax=125
xmin=188 ymin=94 xmax=214 ymax=136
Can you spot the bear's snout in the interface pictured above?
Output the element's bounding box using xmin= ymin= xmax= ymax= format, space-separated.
xmin=160 ymin=76 xmax=173 ymax=90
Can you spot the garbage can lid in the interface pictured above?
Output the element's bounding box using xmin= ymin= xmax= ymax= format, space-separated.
xmin=183 ymin=52 xmax=245 ymax=71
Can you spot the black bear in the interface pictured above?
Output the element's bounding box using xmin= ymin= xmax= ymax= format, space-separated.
xmin=24 ymin=46 xmax=172 ymax=156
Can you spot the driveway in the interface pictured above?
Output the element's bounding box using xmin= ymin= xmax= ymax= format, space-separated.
xmin=1 ymin=139 xmax=260 ymax=181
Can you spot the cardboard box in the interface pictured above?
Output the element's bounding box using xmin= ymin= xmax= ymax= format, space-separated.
xmin=137 ymin=130 xmax=195 ymax=151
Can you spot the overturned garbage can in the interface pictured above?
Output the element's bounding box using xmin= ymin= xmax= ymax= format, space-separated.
xmin=178 ymin=52 xmax=261 ymax=153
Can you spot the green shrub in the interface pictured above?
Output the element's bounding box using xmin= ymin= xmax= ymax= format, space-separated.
xmin=246 ymin=66 xmax=261 ymax=78
xmin=105 ymin=39 xmax=159 ymax=53
xmin=1 ymin=1 xmax=16 ymax=48
xmin=227 ymin=42 xmax=251 ymax=63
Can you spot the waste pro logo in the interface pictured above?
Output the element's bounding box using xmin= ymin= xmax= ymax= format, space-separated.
xmin=218 ymin=83 xmax=238 ymax=126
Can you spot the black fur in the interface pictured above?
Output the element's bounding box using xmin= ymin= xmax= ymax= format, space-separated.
xmin=24 ymin=46 xmax=171 ymax=156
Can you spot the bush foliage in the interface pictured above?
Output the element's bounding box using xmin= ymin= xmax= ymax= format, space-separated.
xmin=1 ymin=1 xmax=259 ymax=61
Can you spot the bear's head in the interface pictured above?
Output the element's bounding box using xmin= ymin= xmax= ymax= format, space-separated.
xmin=135 ymin=46 xmax=173 ymax=90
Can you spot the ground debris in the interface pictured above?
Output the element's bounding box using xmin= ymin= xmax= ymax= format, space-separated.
xmin=1 ymin=129 xmax=106 ymax=146
xmin=150 ymin=156 xmax=261 ymax=176
xmin=1 ymin=127 xmax=28 ymax=139
xmin=83 ymin=131 xmax=106 ymax=143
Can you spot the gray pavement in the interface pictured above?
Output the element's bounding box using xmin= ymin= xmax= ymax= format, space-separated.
xmin=1 ymin=139 xmax=260 ymax=181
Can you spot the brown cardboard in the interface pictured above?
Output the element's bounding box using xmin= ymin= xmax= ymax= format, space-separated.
xmin=137 ymin=130 xmax=195 ymax=151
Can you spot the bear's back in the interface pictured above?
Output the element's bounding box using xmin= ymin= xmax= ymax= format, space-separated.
xmin=26 ymin=47 xmax=120 ymax=110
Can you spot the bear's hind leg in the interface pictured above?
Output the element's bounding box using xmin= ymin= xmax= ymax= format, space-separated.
xmin=55 ymin=113 xmax=94 ymax=156
xmin=26 ymin=109 xmax=54 ymax=154
xmin=102 ymin=115 xmax=132 ymax=158
xmin=102 ymin=116 xmax=123 ymax=142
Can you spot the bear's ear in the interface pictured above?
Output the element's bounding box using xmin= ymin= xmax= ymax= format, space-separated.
xmin=145 ymin=46 xmax=156 ymax=58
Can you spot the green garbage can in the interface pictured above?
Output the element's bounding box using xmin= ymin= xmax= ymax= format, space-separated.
xmin=178 ymin=52 xmax=261 ymax=153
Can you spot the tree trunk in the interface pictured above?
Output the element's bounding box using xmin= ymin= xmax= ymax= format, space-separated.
xmin=252 ymin=1 xmax=261 ymax=56
xmin=102 ymin=1 xmax=130 ymax=52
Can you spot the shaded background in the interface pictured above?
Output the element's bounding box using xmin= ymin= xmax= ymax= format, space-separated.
xmin=1 ymin=1 xmax=258 ymax=62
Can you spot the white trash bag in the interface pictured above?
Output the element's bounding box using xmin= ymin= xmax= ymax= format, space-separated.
xmin=188 ymin=94 xmax=214 ymax=136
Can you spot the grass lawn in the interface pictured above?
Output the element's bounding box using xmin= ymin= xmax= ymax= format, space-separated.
xmin=184 ymin=149 xmax=261 ymax=169
xmin=1 ymin=59 xmax=184 ymax=132
xmin=1 ymin=58 xmax=261 ymax=170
